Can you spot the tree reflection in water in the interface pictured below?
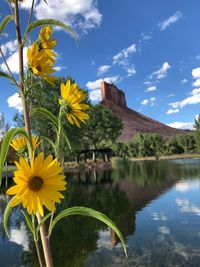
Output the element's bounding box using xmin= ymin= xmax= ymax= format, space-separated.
xmin=0 ymin=159 xmax=199 ymax=266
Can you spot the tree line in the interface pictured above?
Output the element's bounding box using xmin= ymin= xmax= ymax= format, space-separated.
xmin=10 ymin=76 xmax=200 ymax=161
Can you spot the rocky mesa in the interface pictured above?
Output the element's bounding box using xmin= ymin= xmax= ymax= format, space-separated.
xmin=100 ymin=81 xmax=187 ymax=142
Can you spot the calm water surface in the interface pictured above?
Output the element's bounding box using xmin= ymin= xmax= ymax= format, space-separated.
xmin=1 ymin=158 xmax=200 ymax=266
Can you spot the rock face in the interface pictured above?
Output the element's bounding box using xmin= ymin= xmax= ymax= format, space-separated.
xmin=100 ymin=81 xmax=187 ymax=142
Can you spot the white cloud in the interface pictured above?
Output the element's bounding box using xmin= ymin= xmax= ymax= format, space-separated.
xmin=1 ymin=40 xmax=18 ymax=56
xmin=166 ymin=108 xmax=180 ymax=114
xmin=192 ymin=79 xmax=200 ymax=87
xmin=176 ymin=198 xmax=200 ymax=216
xmin=54 ymin=65 xmax=67 ymax=72
xmin=97 ymin=65 xmax=111 ymax=76
xmin=169 ymin=88 xmax=200 ymax=109
xmin=167 ymin=122 xmax=194 ymax=130
xmin=181 ymin=78 xmax=188 ymax=84
xmin=0 ymin=47 xmax=28 ymax=74
xmin=86 ymin=76 xmax=121 ymax=90
xmin=145 ymin=86 xmax=157 ymax=92
xmin=141 ymin=97 xmax=156 ymax=106
xmin=10 ymin=222 xmax=29 ymax=251
xmin=167 ymin=94 xmax=175 ymax=98
xmin=89 ymin=89 xmax=102 ymax=102
xmin=7 ymin=93 xmax=23 ymax=112
xmin=140 ymin=32 xmax=152 ymax=42
xmin=149 ymin=62 xmax=170 ymax=80
xmin=192 ymin=67 xmax=200 ymax=78
xmin=29 ymin=0 xmax=102 ymax=34
xmin=113 ymin=44 xmax=136 ymax=65
xmin=159 ymin=11 xmax=182 ymax=31
xmin=126 ymin=65 xmax=136 ymax=77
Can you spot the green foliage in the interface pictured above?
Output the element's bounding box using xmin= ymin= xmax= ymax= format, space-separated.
xmin=83 ymin=105 xmax=123 ymax=149
xmin=176 ymin=133 xmax=196 ymax=154
xmin=0 ymin=15 xmax=13 ymax=35
xmin=113 ymin=132 xmax=198 ymax=158
xmin=194 ymin=114 xmax=200 ymax=154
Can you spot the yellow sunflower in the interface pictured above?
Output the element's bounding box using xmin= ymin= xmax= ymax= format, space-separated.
xmin=7 ymin=152 xmax=66 ymax=216
xmin=38 ymin=26 xmax=56 ymax=50
xmin=27 ymin=43 xmax=56 ymax=84
xmin=37 ymin=26 xmax=57 ymax=63
xmin=59 ymin=80 xmax=89 ymax=127
xmin=10 ymin=136 xmax=40 ymax=153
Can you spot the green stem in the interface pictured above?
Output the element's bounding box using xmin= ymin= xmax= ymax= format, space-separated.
xmin=14 ymin=2 xmax=54 ymax=267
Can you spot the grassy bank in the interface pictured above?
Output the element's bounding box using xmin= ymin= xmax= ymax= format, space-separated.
xmin=130 ymin=154 xmax=200 ymax=162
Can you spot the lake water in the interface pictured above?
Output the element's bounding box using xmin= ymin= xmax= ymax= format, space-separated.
xmin=1 ymin=158 xmax=200 ymax=267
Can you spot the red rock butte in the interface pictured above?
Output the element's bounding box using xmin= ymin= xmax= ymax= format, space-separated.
xmin=100 ymin=81 xmax=187 ymax=142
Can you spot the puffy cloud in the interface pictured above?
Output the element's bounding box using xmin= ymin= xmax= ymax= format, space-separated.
xmin=113 ymin=44 xmax=136 ymax=65
xmin=158 ymin=11 xmax=182 ymax=31
xmin=86 ymin=76 xmax=121 ymax=90
xmin=10 ymin=222 xmax=29 ymax=251
xmin=97 ymin=65 xmax=111 ymax=76
xmin=1 ymin=39 xmax=18 ymax=56
xmin=89 ymin=89 xmax=102 ymax=102
xmin=192 ymin=67 xmax=200 ymax=78
xmin=145 ymin=86 xmax=156 ymax=92
xmin=166 ymin=108 xmax=180 ymax=114
xmin=23 ymin=0 xmax=103 ymax=34
xmin=7 ymin=93 xmax=23 ymax=112
xmin=169 ymin=88 xmax=200 ymax=109
xmin=149 ymin=62 xmax=170 ymax=80
xmin=159 ymin=226 xmax=170 ymax=235
xmin=166 ymin=122 xmax=194 ymax=130
xmin=0 ymin=47 xmax=28 ymax=74
xmin=141 ymin=97 xmax=156 ymax=106
xmin=192 ymin=79 xmax=200 ymax=87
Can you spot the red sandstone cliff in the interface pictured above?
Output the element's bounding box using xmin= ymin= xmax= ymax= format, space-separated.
xmin=100 ymin=81 xmax=187 ymax=142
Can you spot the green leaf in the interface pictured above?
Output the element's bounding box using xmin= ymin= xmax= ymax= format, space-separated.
xmin=32 ymin=108 xmax=71 ymax=150
xmin=40 ymin=136 xmax=56 ymax=152
xmin=49 ymin=206 xmax=127 ymax=257
xmin=0 ymin=128 xmax=32 ymax=186
xmin=0 ymin=15 xmax=13 ymax=35
xmin=0 ymin=71 xmax=13 ymax=82
xmin=3 ymin=196 xmax=14 ymax=238
xmin=21 ymin=210 xmax=35 ymax=236
xmin=23 ymin=19 xmax=77 ymax=45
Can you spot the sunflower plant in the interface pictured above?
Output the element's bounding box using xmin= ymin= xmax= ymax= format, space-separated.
xmin=0 ymin=1 xmax=127 ymax=266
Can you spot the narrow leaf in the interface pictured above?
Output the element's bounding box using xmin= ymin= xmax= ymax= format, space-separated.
xmin=32 ymin=108 xmax=71 ymax=150
xmin=3 ymin=196 xmax=15 ymax=238
xmin=21 ymin=210 xmax=34 ymax=236
xmin=0 ymin=128 xmax=32 ymax=186
xmin=23 ymin=19 xmax=77 ymax=45
xmin=0 ymin=15 xmax=13 ymax=35
xmin=40 ymin=136 xmax=56 ymax=151
xmin=0 ymin=71 xmax=13 ymax=82
xmin=49 ymin=206 xmax=127 ymax=257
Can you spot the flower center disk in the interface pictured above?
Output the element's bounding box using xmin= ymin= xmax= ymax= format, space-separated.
xmin=28 ymin=176 xmax=44 ymax=191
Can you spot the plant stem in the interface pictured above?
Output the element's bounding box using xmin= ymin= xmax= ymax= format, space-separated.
xmin=34 ymin=239 xmax=44 ymax=267
xmin=37 ymin=213 xmax=54 ymax=267
xmin=14 ymin=2 xmax=54 ymax=267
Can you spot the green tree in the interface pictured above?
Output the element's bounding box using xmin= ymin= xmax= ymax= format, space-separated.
xmin=194 ymin=114 xmax=200 ymax=154
xmin=177 ymin=133 xmax=196 ymax=154
xmin=165 ymin=136 xmax=184 ymax=155
xmin=83 ymin=105 xmax=123 ymax=161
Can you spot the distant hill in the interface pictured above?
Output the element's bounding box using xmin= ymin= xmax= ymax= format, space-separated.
xmin=100 ymin=81 xmax=188 ymax=142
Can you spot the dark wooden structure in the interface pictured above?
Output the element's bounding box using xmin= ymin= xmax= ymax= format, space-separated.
xmin=76 ymin=148 xmax=112 ymax=163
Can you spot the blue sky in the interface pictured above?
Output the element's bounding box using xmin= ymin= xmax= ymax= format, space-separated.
xmin=1 ymin=0 xmax=200 ymax=129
